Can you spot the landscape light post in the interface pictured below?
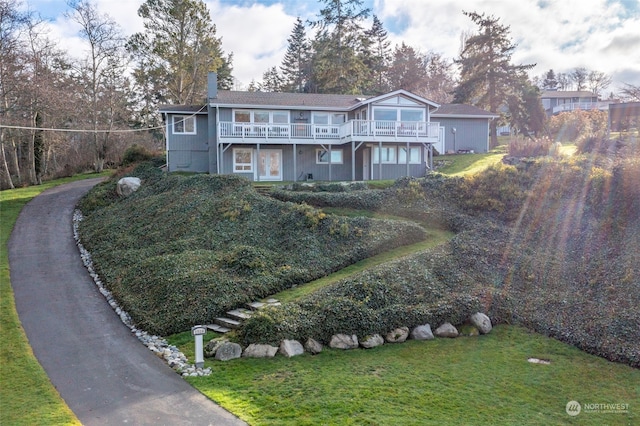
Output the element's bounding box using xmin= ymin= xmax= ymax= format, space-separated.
xmin=192 ymin=325 xmax=207 ymax=368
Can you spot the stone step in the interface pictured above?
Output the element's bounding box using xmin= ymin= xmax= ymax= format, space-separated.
xmin=214 ymin=317 xmax=242 ymax=330
xmin=226 ymin=309 xmax=253 ymax=322
xmin=206 ymin=323 xmax=231 ymax=333
xmin=246 ymin=299 xmax=281 ymax=311
xmin=246 ymin=301 xmax=266 ymax=311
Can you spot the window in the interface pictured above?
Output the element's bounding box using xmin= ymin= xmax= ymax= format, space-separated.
xmin=173 ymin=115 xmax=196 ymax=134
xmin=373 ymin=146 xmax=396 ymax=164
xmin=373 ymin=108 xmax=397 ymax=121
xmin=234 ymin=110 xmax=250 ymax=122
xmin=233 ymin=110 xmax=290 ymax=123
xmin=312 ymin=113 xmax=345 ymax=124
xmin=316 ymin=149 xmax=343 ymax=164
xmin=399 ymin=146 xmax=421 ymax=164
xmin=233 ymin=148 xmax=253 ymax=172
xmin=400 ymin=109 xmax=424 ymax=122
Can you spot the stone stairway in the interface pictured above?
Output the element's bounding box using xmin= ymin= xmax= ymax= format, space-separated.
xmin=253 ymin=184 xmax=273 ymax=196
xmin=206 ymin=298 xmax=281 ymax=334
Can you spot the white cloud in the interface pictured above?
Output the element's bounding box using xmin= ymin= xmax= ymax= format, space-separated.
xmin=377 ymin=0 xmax=640 ymax=88
xmin=206 ymin=0 xmax=298 ymax=87
xmin=20 ymin=0 xmax=640 ymax=90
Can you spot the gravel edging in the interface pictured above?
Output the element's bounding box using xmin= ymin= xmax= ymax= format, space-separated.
xmin=73 ymin=209 xmax=211 ymax=377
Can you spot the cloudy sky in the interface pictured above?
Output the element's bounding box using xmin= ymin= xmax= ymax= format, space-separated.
xmin=20 ymin=0 xmax=640 ymax=92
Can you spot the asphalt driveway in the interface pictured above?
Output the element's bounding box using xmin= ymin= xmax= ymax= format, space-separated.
xmin=8 ymin=178 xmax=246 ymax=426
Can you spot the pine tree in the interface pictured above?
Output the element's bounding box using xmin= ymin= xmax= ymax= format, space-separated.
xmin=280 ymin=17 xmax=310 ymax=92
xmin=542 ymin=69 xmax=558 ymax=90
xmin=453 ymin=11 xmax=535 ymax=148
xmin=362 ymin=15 xmax=391 ymax=94
xmin=310 ymin=0 xmax=370 ymax=94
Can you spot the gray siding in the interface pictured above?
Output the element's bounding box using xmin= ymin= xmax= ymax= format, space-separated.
xmin=167 ymin=114 xmax=209 ymax=172
xmin=436 ymin=117 xmax=490 ymax=153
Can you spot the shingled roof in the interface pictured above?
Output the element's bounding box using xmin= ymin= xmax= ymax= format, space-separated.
xmin=210 ymin=90 xmax=365 ymax=109
xmin=432 ymin=104 xmax=498 ymax=118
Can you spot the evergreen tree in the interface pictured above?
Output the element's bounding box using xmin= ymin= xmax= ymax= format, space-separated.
xmin=386 ymin=42 xmax=427 ymax=94
xmin=542 ymin=69 xmax=558 ymax=90
xmin=280 ymin=17 xmax=310 ymax=92
xmin=310 ymin=0 xmax=370 ymax=94
xmin=453 ymin=11 xmax=535 ymax=148
xmin=507 ymin=72 xmax=547 ymax=136
xmin=362 ymin=15 xmax=391 ymax=94
xmin=260 ymin=66 xmax=285 ymax=92
xmin=126 ymin=0 xmax=233 ymax=106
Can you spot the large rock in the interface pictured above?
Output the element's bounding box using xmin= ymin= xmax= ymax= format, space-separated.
xmin=214 ymin=342 xmax=242 ymax=361
xmin=305 ymin=338 xmax=323 ymax=354
xmin=243 ymin=343 xmax=278 ymax=358
xmin=204 ymin=338 xmax=227 ymax=358
xmin=360 ymin=334 xmax=384 ymax=349
xmin=434 ymin=322 xmax=459 ymax=338
xmin=329 ymin=334 xmax=359 ymax=349
xmin=385 ymin=326 xmax=409 ymax=343
xmin=410 ymin=324 xmax=434 ymax=340
xmin=279 ymin=340 xmax=304 ymax=357
xmin=470 ymin=312 xmax=493 ymax=334
xmin=116 ymin=177 xmax=141 ymax=196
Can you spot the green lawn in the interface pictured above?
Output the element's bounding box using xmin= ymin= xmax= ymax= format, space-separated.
xmin=0 ymin=173 xmax=108 ymax=425
xmin=178 ymin=325 xmax=639 ymax=425
xmin=436 ymin=150 xmax=506 ymax=176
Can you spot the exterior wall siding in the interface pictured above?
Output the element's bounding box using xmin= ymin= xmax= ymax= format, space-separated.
xmin=166 ymin=114 xmax=209 ymax=172
xmin=435 ymin=117 xmax=490 ymax=153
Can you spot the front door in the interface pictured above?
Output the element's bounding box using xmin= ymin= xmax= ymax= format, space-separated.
xmin=257 ymin=149 xmax=282 ymax=181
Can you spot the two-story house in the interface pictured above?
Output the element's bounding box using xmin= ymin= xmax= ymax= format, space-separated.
xmin=160 ymin=72 xmax=496 ymax=181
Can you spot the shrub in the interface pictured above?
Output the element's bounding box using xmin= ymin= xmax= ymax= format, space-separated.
xmin=507 ymin=135 xmax=553 ymax=157
xmin=121 ymin=144 xmax=156 ymax=166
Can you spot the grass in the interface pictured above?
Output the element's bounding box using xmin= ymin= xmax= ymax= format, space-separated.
xmin=436 ymin=149 xmax=506 ymax=176
xmin=176 ymin=325 xmax=639 ymax=425
xmin=0 ymin=172 xmax=109 ymax=426
xmin=270 ymin=208 xmax=453 ymax=302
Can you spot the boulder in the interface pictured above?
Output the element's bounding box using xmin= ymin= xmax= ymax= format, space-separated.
xmin=470 ymin=312 xmax=492 ymax=334
xmin=305 ymin=338 xmax=323 ymax=355
xmin=385 ymin=326 xmax=409 ymax=343
xmin=214 ymin=342 xmax=242 ymax=361
xmin=410 ymin=324 xmax=434 ymax=340
xmin=116 ymin=177 xmax=141 ymax=196
xmin=204 ymin=338 xmax=227 ymax=358
xmin=279 ymin=340 xmax=304 ymax=357
xmin=360 ymin=334 xmax=384 ymax=349
xmin=242 ymin=344 xmax=278 ymax=358
xmin=329 ymin=334 xmax=359 ymax=349
xmin=434 ymin=322 xmax=459 ymax=338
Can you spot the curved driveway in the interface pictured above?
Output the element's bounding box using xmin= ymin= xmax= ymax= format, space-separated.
xmin=9 ymin=179 xmax=246 ymax=426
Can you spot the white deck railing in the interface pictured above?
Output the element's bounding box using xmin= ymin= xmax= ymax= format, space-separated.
xmin=552 ymin=102 xmax=611 ymax=114
xmin=219 ymin=120 xmax=440 ymax=141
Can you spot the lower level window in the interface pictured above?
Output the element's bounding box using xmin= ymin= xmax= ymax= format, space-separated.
xmin=316 ymin=149 xmax=343 ymax=164
xmin=399 ymin=146 xmax=422 ymax=164
xmin=373 ymin=146 xmax=396 ymax=164
xmin=233 ymin=148 xmax=253 ymax=172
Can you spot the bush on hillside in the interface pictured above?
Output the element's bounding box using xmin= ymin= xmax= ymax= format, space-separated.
xmin=507 ymin=135 xmax=554 ymax=157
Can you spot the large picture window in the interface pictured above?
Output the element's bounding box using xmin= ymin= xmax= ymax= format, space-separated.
xmin=316 ymin=149 xmax=343 ymax=164
xmin=233 ymin=148 xmax=253 ymax=172
xmin=173 ymin=115 xmax=196 ymax=134
xmin=233 ymin=110 xmax=290 ymax=123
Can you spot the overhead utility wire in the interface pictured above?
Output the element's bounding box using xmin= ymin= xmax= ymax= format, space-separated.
xmin=0 ymin=105 xmax=207 ymax=133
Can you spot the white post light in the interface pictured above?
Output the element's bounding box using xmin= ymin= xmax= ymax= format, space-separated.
xmin=191 ymin=325 xmax=207 ymax=368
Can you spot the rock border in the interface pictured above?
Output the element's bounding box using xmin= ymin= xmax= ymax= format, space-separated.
xmin=75 ymin=210 xmax=494 ymax=370
xmin=74 ymin=210 xmax=210 ymax=377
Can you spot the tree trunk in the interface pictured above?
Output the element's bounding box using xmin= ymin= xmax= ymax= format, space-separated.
xmin=0 ymin=140 xmax=16 ymax=190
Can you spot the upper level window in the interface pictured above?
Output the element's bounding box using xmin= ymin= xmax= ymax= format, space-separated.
xmin=312 ymin=112 xmax=346 ymax=124
xmin=234 ymin=110 xmax=290 ymax=123
xmin=173 ymin=115 xmax=196 ymax=134
xmin=373 ymin=107 xmax=424 ymax=122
